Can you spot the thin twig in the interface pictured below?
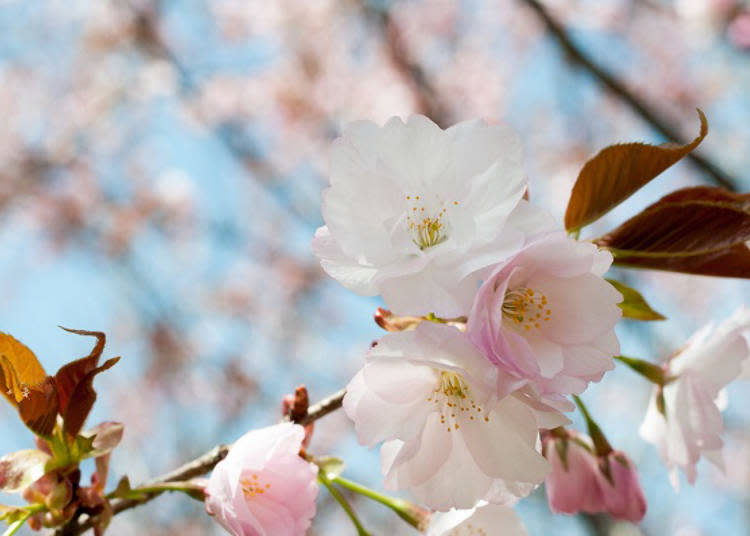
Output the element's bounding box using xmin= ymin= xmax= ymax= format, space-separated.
xmin=54 ymin=389 xmax=347 ymax=535
xmin=519 ymin=0 xmax=741 ymax=191
xmin=359 ymin=2 xmax=452 ymax=128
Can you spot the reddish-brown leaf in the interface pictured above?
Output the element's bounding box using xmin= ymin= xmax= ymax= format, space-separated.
xmin=565 ymin=110 xmax=708 ymax=231
xmin=596 ymin=200 xmax=750 ymax=257
xmin=54 ymin=329 xmax=105 ymax=415
xmin=656 ymin=185 xmax=750 ymax=207
xmin=0 ymin=334 xmax=47 ymax=406
xmin=18 ymin=376 xmax=59 ymax=437
xmin=63 ymin=357 xmax=120 ymax=437
xmin=613 ymin=243 xmax=750 ymax=278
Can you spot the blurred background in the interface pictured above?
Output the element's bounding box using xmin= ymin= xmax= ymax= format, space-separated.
xmin=1 ymin=0 xmax=750 ymax=534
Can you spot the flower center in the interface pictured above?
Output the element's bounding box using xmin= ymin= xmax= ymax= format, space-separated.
xmin=405 ymin=195 xmax=458 ymax=250
xmin=447 ymin=523 xmax=489 ymax=536
xmin=427 ymin=371 xmax=489 ymax=432
xmin=240 ymin=474 xmax=271 ymax=500
xmin=447 ymin=523 xmax=488 ymax=536
xmin=502 ymin=286 xmax=551 ymax=332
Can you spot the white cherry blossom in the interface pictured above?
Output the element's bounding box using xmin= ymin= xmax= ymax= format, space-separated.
xmin=343 ymin=322 xmax=557 ymax=510
xmin=313 ymin=114 xmax=550 ymax=317
xmin=640 ymin=307 xmax=750 ymax=487
xmin=426 ymin=502 xmax=527 ymax=536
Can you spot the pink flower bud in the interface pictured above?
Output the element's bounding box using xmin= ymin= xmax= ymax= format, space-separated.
xmin=596 ymin=451 xmax=647 ymax=523
xmin=205 ymin=423 xmax=319 ymax=536
xmin=543 ymin=433 xmax=605 ymax=515
xmin=543 ymin=433 xmax=647 ymax=523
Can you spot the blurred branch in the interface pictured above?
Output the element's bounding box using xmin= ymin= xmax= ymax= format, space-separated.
xmin=359 ymin=2 xmax=452 ymax=127
xmin=54 ymin=389 xmax=347 ymax=535
xmin=519 ymin=0 xmax=741 ymax=191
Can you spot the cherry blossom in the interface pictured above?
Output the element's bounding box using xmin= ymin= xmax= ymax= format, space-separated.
xmin=343 ymin=321 xmax=555 ymax=510
xmin=426 ymin=502 xmax=527 ymax=535
xmin=313 ymin=114 xmax=550 ymax=317
xmin=467 ymin=232 xmax=621 ymax=409
xmin=640 ymin=307 xmax=750 ymax=487
xmin=205 ymin=423 xmax=319 ymax=536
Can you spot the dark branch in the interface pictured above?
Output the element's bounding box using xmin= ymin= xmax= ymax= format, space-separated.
xmin=519 ymin=0 xmax=741 ymax=191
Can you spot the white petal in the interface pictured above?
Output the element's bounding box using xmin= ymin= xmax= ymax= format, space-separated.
xmin=427 ymin=504 xmax=527 ymax=536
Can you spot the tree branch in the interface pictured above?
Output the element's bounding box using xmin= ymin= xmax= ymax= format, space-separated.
xmin=519 ymin=0 xmax=741 ymax=191
xmin=54 ymin=389 xmax=347 ymax=535
xmin=359 ymin=2 xmax=452 ymax=128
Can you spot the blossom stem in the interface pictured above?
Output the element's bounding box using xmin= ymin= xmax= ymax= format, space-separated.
xmin=2 ymin=504 xmax=44 ymax=536
xmin=318 ymin=472 xmax=371 ymax=536
xmin=332 ymin=476 xmax=429 ymax=531
xmin=572 ymin=395 xmax=613 ymax=457
xmin=107 ymin=481 xmax=206 ymax=502
xmin=614 ymin=355 xmax=667 ymax=385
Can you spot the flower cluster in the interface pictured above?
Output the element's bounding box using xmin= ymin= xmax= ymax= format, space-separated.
xmin=317 ymin=115 xmax=626 ymax=529
xmin=199 ymin=115 xmax=750 ymax=536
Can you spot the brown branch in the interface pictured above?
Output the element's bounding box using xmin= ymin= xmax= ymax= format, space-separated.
xmin=360 ymin=3 xmax=452 ymax=128
xmin=519 ymin=0 xmax=740 ymax=191
xmin=54 ymin=389 xmax=346 ymax=535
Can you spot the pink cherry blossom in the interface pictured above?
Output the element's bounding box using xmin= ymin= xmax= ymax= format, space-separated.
xmin=343 ymin=321 xmax=559 ymax=511
xmin=640 ymin=307 xmax=750 ymax=487
xmin=467 ymin=232 xmax=621 ymax=410
xmin=426 ymin=502 xmax=527 ymax=535
xmin=543 ymin=432 xmax=605 ymax=515
xmin=205 ymin=423 xmax=319 ymax=536
xmin=313 ymin=114 xmax=553 ymax=317
xmin=596 ymin=451 xmax=647 ymax=523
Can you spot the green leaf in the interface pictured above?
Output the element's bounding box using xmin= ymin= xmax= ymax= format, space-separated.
xmin=0 ymin=450 xmax=51 ymax=493
xmin=606 ymin=279 xmax=665 ymax=321
xmin=316 ymin=456 xmax=346 ymax=480
xmin=565 ymin=109 xmax=708 ymax=231
xmin=111 ymin=476 xmax=147 ymax=501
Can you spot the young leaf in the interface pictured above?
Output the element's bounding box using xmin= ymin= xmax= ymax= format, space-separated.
xmin=54 ymin=329 xmax=106 ymax=415
xmin=606 ymin=279 xmax=665 ymax=321
xmin=17 ymin=377 xmax=59 ymax=438
xmin=656 ymin=185 xmax=750 ymax=207
xmin=565 ymin=109 xmax=707 ymax=231
xmin=0 ymin=449 xmax=51 ymax=493
xmin=596 ymin=200 xmax=750 ymax=257
xmin=613 ymin=243 xmax=750 ymax=278
xmin=0 ymin=334 xmax=47 ymax=406
xmin=53 ymin=330 xmax=119 ymax=438
xmin=316 ymin=456 xmax=346 ymax=480
xmin=62 ymin=357 xmax=120 ymax=438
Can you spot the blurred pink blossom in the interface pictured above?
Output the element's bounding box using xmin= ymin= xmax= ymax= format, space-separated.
xmin=728 ymin=13 xmax=750 ymax=49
